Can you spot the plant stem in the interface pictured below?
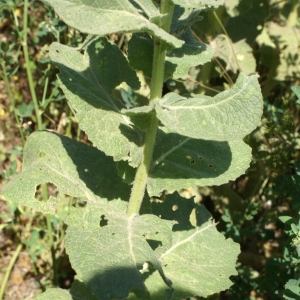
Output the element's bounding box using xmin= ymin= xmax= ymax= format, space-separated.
xmin=42 ymin=184 xmax=58 ymax=287
xmin=0 ymin=243 xmax=22 ymax=300
xmin=22 ymin=0 xmax=43 ymax=130
xmin=126 ymin=0 xmax=174 ymax=216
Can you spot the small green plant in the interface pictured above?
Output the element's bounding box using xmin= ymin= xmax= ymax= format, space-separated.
xmin=2 ymin=0 xmax=264 ymax=299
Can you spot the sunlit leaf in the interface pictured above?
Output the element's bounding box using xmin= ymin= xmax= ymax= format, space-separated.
xmin=45 ymin=0 xmax=183 ymax=48
xmin=2 ymin=131 xmax=130 ymax=214
xmin=155 ymin=73 xmax=263 ymax=141
xmin=171 ymin=0 xmax=224 ymax=9
xmin=50 ymin=38 xmax=144 ymax=165
xmin=151 ymin=193 xmax=240 ymax=298
xmin=65 ymin=203 xmax=173 ymax=300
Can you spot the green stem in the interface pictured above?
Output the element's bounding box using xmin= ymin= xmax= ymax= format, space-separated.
xmin=0 ymin=243 xmax=22 ymax=300
xmin=42 ymin=184 xmax=58 ymax=286
xmin=22 ymin=0 xmax=43 ymax=130
xmin=126 ymin=0 xmax=174 ymax=216
xmin=46 ymin=215 xmax=58 ymax=286
xmin=66 ymin=109 xmax=73 ymax=137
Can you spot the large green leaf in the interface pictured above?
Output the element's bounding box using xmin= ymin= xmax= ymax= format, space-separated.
xmin=147 ymin=128 xmax=252 ymax=196
xmin=155 ymin=73 xmax=263 ymax=141
xmin=45 ymin=0 xmax=183 ymax=48
xmin=1 ymin=131 xmax=130 ymax=214
xmin=65 ymin=203 xmax=173 ymax=300
xmin=152 ymin=193 xmax=240 ymax=299
xmin=50 ymin=38 xmax=144 ymax=165
xmin=114 ymin=127 xmax=252 ymax=197
xmin=171 ymin=0 xmax=224 ymax=9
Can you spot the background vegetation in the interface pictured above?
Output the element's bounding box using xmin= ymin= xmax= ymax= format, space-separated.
xmin=0 ymin=0 xmax=299 ymax=299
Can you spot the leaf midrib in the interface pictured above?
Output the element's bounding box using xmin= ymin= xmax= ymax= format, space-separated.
xmin=160 ymin=222 xmax=215 ymax=259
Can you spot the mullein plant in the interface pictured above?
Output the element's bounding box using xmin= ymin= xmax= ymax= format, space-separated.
xmin=2 ymin=0 xmax=263 ymax=299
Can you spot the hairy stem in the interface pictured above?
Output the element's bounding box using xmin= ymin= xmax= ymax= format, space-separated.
xmin=127 ymin=0 xmax=174 ymax=216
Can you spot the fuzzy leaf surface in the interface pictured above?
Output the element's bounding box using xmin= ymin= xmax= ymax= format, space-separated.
xmin=166 ymin=29 xmax=213 ymax=79
xmin=166 ymin=6 xmax=214 ymax=79
xmin=65 ymin=203 xmax=173 ymax=300
xmin=45 ymin=0 xmax=183 ymax=48
xmin=50 ymin=38 xmax=144 ymax=165
xmin=155 ymin=73 xmax=263 ymax=141
xmin=171 ymin=0 xmax=224 ymax=9
xmin=152 ymin=193 xmax=240 ymax=298
xmin=147 ymin=128 xmax=252 ymax=196
xmin=2 ymin=131 xmax=130 ymax=214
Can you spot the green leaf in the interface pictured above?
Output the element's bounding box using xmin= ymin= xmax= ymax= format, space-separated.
xmin=50 ymin=38 xmax=144 ymax=165
xmin=147 ymin=128 xmax=252 ymax=196
xmin=2 ymin=131 xmax=130 ymax=214
xmin=166 ymin=32 xmax=213 ymax=79
xmin=65 ymin=203 xmax=174 ymax=300
xmin=171 ymin=0 xmax=224 ymax=9
xmin=36 ymin=288 xmax=72 ymax=300
xmin=292 ymin=86 xmax=300 ymax=104
xmin=279 ymin=216 xmax=293 ymax=224
xmin=45 ymin=0 xmax=183 ymax=48
xmin=152 ymin=193 xmax=240 ymax=298
xmin=152 ymin=193 xmax=196 ymax=230
xmin=166 ymin=7 xmax=214 ymax=79
xmin=155 ymin=73 xmax=263 ymax=141
xmin=284 ymin=279 xmax=300 ymax=300
xmin=225 ymin=0 xmax=269 ymax=45
xmin=128 ymin=33 xmax=153 ymax=79
xmin=128 ymin=8 xmax=214 ymax=80
xmin=212 ymin=35 xmax=256 ymax=75
xmin=266 ymin=22 xmax=300 ymax=80
xmin=128 ymin=269 xmax=173 ymax=300
xmin=36 ymin=279 xmax=98 ymax=300
xmin=122 ymin=105 xmax=155 ymax=131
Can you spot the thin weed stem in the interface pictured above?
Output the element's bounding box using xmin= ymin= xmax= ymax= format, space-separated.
xmin=0 ymin=243 xmax=22 ymax=300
